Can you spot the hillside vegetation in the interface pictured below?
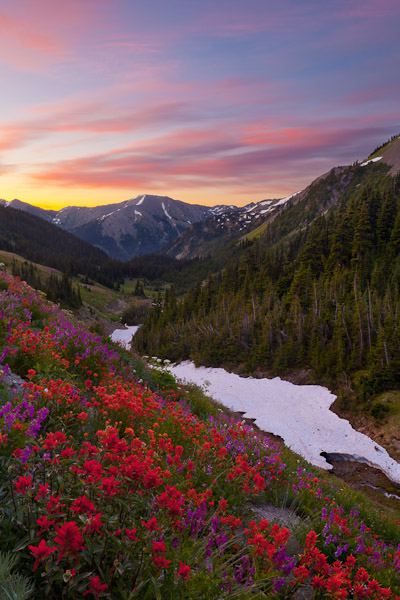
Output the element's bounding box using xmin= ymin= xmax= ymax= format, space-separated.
xmin=2 ymin=270 xmax=400 ymax=598
xmin=134 ymin=163 xmax=400 ymax=414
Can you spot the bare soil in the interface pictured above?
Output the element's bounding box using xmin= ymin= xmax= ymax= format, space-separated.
xmin=381 ymin=135 xmax=400 ymax=174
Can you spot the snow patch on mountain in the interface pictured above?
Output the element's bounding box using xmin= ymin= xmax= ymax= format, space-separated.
xmin=276 ymin=191 xmax=302 ymax=206
xmin=99 ymin=211 xmax=115 ymax=221
xmin=162 ymin=202 xmax=172 ymax=220
xmin=361 ymin=156 xmax=383 ymax=167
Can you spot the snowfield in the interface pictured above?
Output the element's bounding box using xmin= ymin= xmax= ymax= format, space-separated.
xmin=111 ymin=326 xmax=400 ymax=483
xmin=111 ymin=325 xmax=141 ymax=347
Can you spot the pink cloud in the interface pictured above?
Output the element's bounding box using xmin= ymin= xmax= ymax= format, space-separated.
xmin=334 ymin=0 xmax=400 ymax=19
xmin=28 ymin=119 xmax=393 ymax=197
xmin=0 ymin=100 xmax=198 ymax=154
xmin=341 ymin=84 xmax=400 ymax=106
xmin=0 ymin=0 xmax=110 ymax=69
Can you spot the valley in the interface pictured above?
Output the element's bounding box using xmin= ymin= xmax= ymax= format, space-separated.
xmin=1 ymin=135 xmax=400 ymax=598
xmin=2 ymin=3 xmax=400 ymax=595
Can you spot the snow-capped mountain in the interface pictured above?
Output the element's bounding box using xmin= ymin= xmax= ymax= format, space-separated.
xmin=6 ymin=195 xmax=219 ymax=260
xmin=162 ymin=191 xmax=306 ymax=259
xmin=6 ymin=192 xmax=305 ymax=261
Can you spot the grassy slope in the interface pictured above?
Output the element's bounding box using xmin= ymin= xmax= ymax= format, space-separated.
xmin=2 ymin=271 xmax=400 ymax=598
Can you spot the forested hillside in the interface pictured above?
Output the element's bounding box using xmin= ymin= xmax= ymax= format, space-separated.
xmin=0 ymin=206 xmax=122 ymax=288
xmin=134 ymin=162 xmax=400 ymax=407
xmin=0 ymin=205 xmax=191 ymax=289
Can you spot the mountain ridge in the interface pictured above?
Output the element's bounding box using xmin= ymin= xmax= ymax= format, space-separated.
xmin=4 ymin=194 xmax=242 ymax=260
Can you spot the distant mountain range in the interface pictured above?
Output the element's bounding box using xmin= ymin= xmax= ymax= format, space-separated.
xmin=1 ymin=193 xmax=307 ymax=261
xmin=1 ymin=195 xmax=213 ymax=260
xmin=2 ymin=134 xmax=400 ymax=261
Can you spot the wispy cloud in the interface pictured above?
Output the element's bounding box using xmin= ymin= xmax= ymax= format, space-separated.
xmin=28 ymin=119 xmax=393 ymax=199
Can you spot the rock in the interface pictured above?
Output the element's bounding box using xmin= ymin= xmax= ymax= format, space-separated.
xmin=0 ymin=366 xmax=26 ymax=400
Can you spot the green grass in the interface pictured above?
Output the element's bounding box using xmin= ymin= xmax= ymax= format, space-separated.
xmin=367 ymin=135 xmax=400 ymax=160
xmin=0 ymin=250 xmax=62 ymax=278
xmin=240 ymin=221 xmax=269 ymax=242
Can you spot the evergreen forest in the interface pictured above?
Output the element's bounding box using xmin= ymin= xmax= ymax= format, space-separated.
xmin=133 ymin=162 xmax=400 ymax=408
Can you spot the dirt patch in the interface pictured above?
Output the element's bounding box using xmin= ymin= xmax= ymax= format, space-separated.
xmin=249 ymin=502 xmax=301 ymax=531
xmin=333 ymin=407 xmax=400 ymax=464
xmin=324 ymin=453 xmax=400 ymax=511
xmin=381 ymin=135 xmax=400 ymax=174
xmin=106 ymin=297 xmax=129 ymax=314
xmin=76 ymin=305 xmax=121 ymax=336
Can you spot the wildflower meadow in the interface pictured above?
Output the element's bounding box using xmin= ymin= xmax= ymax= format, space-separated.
xmin=1 ymin=270 xmax=400 ymax=599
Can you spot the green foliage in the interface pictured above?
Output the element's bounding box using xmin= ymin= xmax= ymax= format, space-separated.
xmin=121 ymin=301 xmax=151 ymax=325
xmin=0 ymin=552 xmax=34 ymax=600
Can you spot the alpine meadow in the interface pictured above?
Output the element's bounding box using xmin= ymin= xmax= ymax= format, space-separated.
xmin=1 ymin=1 xmax=400 ymax=598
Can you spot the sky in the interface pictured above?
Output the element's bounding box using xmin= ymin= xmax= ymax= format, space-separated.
xmin=0 ymin=0 xmax=399 ymax=209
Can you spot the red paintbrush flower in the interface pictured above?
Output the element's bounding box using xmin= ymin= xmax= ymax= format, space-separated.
xmin=125 ymin=528 xmax=139 ymax=541
xmin=29 ymin=539 xmax=57 ymax=571
xmin=35 ymin=483 xmax=49 ymax=499
xmin=178 ymin=561 xmax=191 ymax=581
xmin=152 ymin=540 xmax=167 ymax=554
xmin=141 ymin=517 xmax=162 ymax=531
xmin=46 ymin=494 xmax=66 ymax=514
xmin=54 ymin=521 xmax=85 ymax=561
xmin=43 ymin=431 xmax=67 ymax=450
xmin=153 ymin=556 xmax=171 ymax=569
xmin=84 ymin=513 xmax=103 ymax=535
xmin=70 ymin=495 xmax=96 ymax=515
xmin=36 ymin=515 xmax=56 ymax=534
xmin=83 ymin=575 xmax=108 ymax=598
xmin=14 ymin=475 xmax=32 ymax=495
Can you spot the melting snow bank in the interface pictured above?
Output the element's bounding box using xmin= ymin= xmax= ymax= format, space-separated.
xmin=169 ymin=361 xmax=400 ymax=484
xmin=361 ymin=156 xmax=382 ymax=166
xmin=110 ymin=325 xmax=141 ymax=349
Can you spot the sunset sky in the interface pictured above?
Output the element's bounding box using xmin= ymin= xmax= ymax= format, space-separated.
xmin=0 ymin=0 xmax=399 ymax=209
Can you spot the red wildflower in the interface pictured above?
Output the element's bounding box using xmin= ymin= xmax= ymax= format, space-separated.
xmin=84 ymin=513 xmax=103 ymax=535
xmin=141 ymin=517 xmax=162 ymax=531
xmin=54 ymin=521 xmax=85 ymax=561
xmin=99 ymin=475 xmax=121 ymax=497
xmin=178 ymin=561 xmax=191 ymax=581
xmin=70 ymin=495 xmax=96 ymax=515
xmin=294 ymin=565 xmax=310 ymax=584
xmin=125 ymin=528 xmax=139 ymax=541
xmin=46 ymin=494 xmax=66 ymax=514
xmin=60 ymin=447 xmax=77 ymax=459
xmin=29 ymin=539 xmax=57 ymax=571
xmin=14 ymin=475 xmax=32 ymax=495
xmin=83 ymin=575 xmax=108 ymax=598
xmin=36 ymin=515 xmax=56 ymax=535
xmin=43 ymin=431 xmax=67 ymax=450
xmin=35 ymin=483 xmax=49 ymax=500
xmin=305 ymin=530 xmax=317 ymax=550
xmin=153 ymin=556 xmax=171 ymax=569
xmin=152 ymin=540 xmax=167 ymax=553
xmin=218 ymin=499 xmax=228 ymax=513
xmin=312 ymin=575 xmax=325 ymax=590
xmin=82 ymin=459 xmax=103 ymax=481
